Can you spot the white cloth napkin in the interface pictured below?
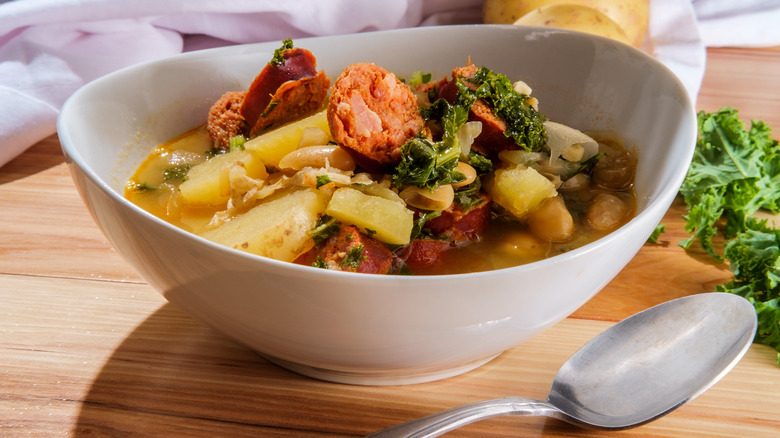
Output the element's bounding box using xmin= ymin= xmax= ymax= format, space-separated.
xmin=0 ymin=0 xmax=778 ymax=168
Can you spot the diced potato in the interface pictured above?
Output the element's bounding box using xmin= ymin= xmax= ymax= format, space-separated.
xmin=326 ymin=187 xmax=414 ymax=246
xmin=179 ymin=149 xmax=267 ymax=206
xmin=298 ymin=126 xmax=332 ymax=148
xmin=201 ymin=187 xmax=327 ymax=261
xmin=165 ymin=125 xmax=214 ymax=154
xmin=488 ymin=164 xmax=557 ymax=219
xmin=244 ymin=110 xmax=330 ymax=168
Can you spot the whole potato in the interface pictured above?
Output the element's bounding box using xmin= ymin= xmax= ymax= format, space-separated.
xmin=513 ymin=4 xmax=632 ymax=46
xmin=483 ymin=0 xmax=649 ymax=47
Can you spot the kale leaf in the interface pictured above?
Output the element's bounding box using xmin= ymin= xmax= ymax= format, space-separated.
xmin=340 ymin=245 xmax=366 ymax=270
xmin=716 ymin=223 xmax=780 ymax=360
xmin=467 ymin=66 xmax=547 ymax=152
xmin=163 ymin=164 xmax=192 ymax=182
xmin=678 ymin=106 xmax=780 ymax=362
xmin=309 ymin=215 xmax=340 ymax=245
xmin=392 ymin=80 xmax=475 ymax=189
xmin=679 ymin=107 xmax=780 ymax=259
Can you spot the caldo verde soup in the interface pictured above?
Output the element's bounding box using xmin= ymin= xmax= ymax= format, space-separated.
xmin=126 ymin=40 xmax=637 ymax=275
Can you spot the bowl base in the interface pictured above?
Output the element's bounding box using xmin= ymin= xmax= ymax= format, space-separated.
xmin=259 ymin=352 xmax=502 ymax=386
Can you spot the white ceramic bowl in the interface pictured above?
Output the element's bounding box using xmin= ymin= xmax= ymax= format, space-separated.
xmin=58 ymin=25 xmax=696 ymax=385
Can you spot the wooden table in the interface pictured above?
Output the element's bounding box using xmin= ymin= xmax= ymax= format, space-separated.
xmin=2 ymin=45 xmax=779 ymax=437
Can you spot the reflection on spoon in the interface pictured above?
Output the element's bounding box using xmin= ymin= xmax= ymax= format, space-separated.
xmin=367 ymin=293 xmax=757 ymax=437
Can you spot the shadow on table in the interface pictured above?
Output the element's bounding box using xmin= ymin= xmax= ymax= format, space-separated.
xmin=71 ymin=301 xmax=594 ymax=437
xmin=0 ymin=136 xmax=66 ymax=185
xmin=71 ymin=303 xmax=355 ymax=436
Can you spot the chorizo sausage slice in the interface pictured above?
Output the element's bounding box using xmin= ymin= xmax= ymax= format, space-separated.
xmin=328 ymin=63 xmax=425 ymax=171
xmin=240 ymin=47 xmax=330 ymax=137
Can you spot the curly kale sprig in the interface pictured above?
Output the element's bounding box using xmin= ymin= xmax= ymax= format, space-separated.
xmin=392 ymin=80 xmax=476 ymax=190
xmin=466 ymin=66 xmax=547 ymax=152
xmin=678 ymin=106 xmax=780 ymax=362
xmin=679 ymin=107 xmax=780 ymax=259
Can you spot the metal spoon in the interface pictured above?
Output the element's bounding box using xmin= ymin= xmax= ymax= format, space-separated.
xmin=367 ymin=292 xmax=757 ymax=437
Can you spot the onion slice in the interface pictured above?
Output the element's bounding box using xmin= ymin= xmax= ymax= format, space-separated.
xmin=543 ymin=121 xmax=598 ymax=164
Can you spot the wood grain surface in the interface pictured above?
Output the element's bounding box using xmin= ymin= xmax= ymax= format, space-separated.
xmin=1 ymin=45 xmax=779 ymax=437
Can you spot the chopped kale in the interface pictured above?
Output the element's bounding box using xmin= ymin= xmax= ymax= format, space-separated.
xmin=127 ymin=181 xmax=158 ymax=192
xmin=163 ymin=164 xmax=192 ymax=182
xmin=393 ymin=81 xmax=475 ymax=189
xmin=312 ymin=256 xmax=328 ymax=269
xmin=309 ymin=215 xmax=340 ymax=245
xmin=409 ymin=71 xmax=432 ymax=87
xmin=259 ymin=100 xmax=279 ymax=118
xmin=569 ymin=152 xmax=605 ymax=179
xmin=409 ymin=210 xmax=444 ymax=242
xmin=270 ymin=39 xmax=294 ymax=66
xmin=647 ymin=224 xmax=666 ymax=243
xmin=205 ymin=147 xmax=226 ymax=157
xmin=315 ymin=175 xmax=332 ymax=188
xmin=340 ymin=245 xmax=366 ymax=270
xmin=466 ymin=66 xmax=547 ymax=152
xmin=453 ymin=178 xmax=485 ymax=211
xmin=229 ymin=135 xmax=246 ymax=151
xmin=467 ymin=151 xmax=494 ymax=175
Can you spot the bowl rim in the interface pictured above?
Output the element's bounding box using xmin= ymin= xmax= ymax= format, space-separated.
xmin=57 ymin=24 xmax=698 ymax=281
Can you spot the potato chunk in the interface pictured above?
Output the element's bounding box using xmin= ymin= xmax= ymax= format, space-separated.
xmin=201 ymin=187 xmax=326 ymax=261
xmin=326 ymin=187 xmax=414 ymax=245
xmin=243 ymin=110 xmax=331 ymax=168
xmin=489 ymin=164 xmax=557 ymax=219
xmin=179 ymin=149 xmax=267 ymax=206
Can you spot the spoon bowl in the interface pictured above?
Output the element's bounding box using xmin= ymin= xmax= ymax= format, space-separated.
xmin=368 ymin=293 xmax=757 ymax=437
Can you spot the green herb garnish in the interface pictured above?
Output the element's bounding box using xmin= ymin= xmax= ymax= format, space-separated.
xmin=127 ymin=181 xmax=158 ymax=192
xmin=163 ymin=164 xmax=192 ymax=182
xmin=312 ymin=256 xmax=328 ymax=269
xmin=259 ymin=100 xmax=279 ymax=118
xmin=309 ymin=215 xmax=340 ymax=245
xmin=315 ymin=175 xmax=332 ymax=188
xmin=229 ymin=135 xmax=246 ymax=151
xmin=270 ymin=39 xmax=294 ymax=66
xmin=340 ymin=245 xmax=366 ymax=270
xmin=409 ymin=71 xmax=432 ymax=87
xmin=453 ymin=178 xmax=485 ymax=211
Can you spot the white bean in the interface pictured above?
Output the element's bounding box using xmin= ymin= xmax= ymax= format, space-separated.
xmin=278 ymin=145 xmax=356 ymax=171
xmin=526 ymin=195 xmax=574 ymax=242
xmin=586 ymin=193 xmax=628 ymax=231
xmin=399 ymin=184 xmax=454 ymax=211
xmin=452 ymin=162 xmax=478 ymax=188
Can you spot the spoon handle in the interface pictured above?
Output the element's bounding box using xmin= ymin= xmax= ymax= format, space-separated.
xmin=365 ymin=396 xmax=564 ymax=438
